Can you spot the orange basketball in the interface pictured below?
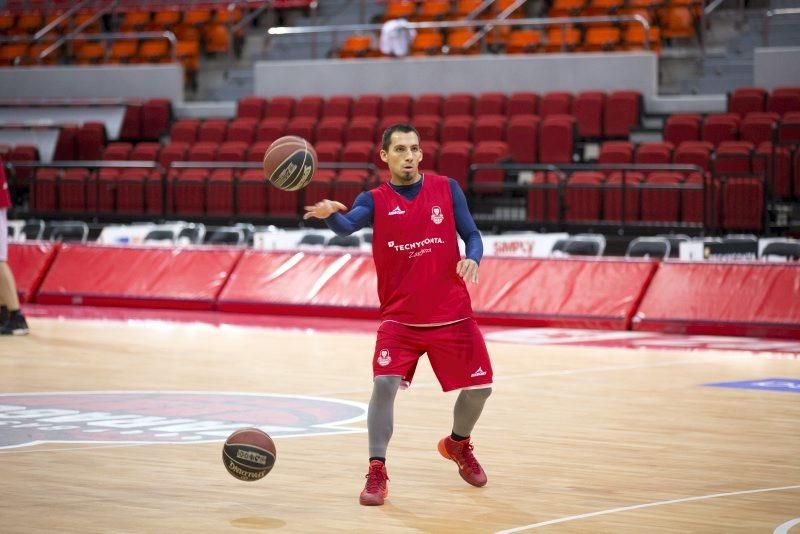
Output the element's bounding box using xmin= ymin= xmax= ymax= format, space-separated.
xmin=222 ymin=428 xmax=277 ymax=482
xmin=263 ymin=135 xmax=318 ymax=191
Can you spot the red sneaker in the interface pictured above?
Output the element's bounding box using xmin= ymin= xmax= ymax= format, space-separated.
xmin=359 ymin=460 xmax=389 ymax=506
xmin=438 ymin=436 xmax=487 ymax=487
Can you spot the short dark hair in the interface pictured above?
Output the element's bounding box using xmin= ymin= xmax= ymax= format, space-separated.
xmin=381 ymin=123 xmax=420 ymax=152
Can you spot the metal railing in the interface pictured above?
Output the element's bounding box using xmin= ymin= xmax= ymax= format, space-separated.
xmin=267 ymin=14 xmax=651 ymax=58
xmin=763 ymin=7 xmax=800 ymax=46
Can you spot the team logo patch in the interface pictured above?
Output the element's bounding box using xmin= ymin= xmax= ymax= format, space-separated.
xmin=377 ymin=349 xmax=392 ymax=367
xmin=0 ymin=392 xmax=367 ymax=449
xmin=431 ymin=206 xmax=444 ymax=224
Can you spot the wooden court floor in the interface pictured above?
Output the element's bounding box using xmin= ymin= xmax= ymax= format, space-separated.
xmin=1 ymin=316 xmax=798 ymax=533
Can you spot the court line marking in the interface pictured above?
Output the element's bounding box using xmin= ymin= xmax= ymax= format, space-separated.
xmin=496 ymin=485 xmax=800 ymax=533
xmin=776 ymin=517 xmax=800 ymax=534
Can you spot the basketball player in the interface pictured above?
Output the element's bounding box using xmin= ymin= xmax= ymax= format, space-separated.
xmin=303 ymin=124 xmax=492 ymax=506
xmin=0 ymin=156 xmax=29 ymax=335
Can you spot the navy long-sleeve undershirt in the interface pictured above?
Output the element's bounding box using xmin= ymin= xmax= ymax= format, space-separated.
xmin=325 ymin=178 xmax=483 ymax=264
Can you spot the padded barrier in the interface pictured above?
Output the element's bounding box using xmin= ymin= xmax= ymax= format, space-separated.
xmin=36 ymin=244 xmax=244 ymax=310
xmin=469 ymin=257 xmax=658 ymax=330
xmin=633 ymin=262 xmax=800 ymax=339
xmin=8 ymin=242 xmax=59 ymax=303
xmin=217 ymin=250 xmax=380 ymax=319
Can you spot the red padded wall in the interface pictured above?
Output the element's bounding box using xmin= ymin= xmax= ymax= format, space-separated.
xmin=217 ymin=250 xmax=379 ymax=318
xmin=633 ymin=262 xmax=800 ymax=339
xmin=8 ymin=242 xmax=59 ymax=303
xmin=469 ymin=257 xmax=658 ymax=329
xmin=37 ymin=244 xmax=244 ymax=310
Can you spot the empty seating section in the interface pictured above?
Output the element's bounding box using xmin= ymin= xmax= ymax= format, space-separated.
xmin=7 ymin=86 xmax=798 ymax=233
xmin=659 ymin=86 xmax=800 ymax=202
xmin=335 ymin=0 xmax=692 ymax=58
xmin=0 ymin=1 xmax=310 ymax=80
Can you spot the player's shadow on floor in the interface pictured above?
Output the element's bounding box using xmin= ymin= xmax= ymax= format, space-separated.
xmin=230 ymin=516 xmax=287 ymax=530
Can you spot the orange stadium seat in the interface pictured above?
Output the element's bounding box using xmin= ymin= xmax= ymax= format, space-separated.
xmin=384 ymin=0 xmax=416 ymax=20
xmin=454 ymin=0 xmax=485 ymax=18
xmin=583 ymin=25 xmax=621 ymax=51
xmin=15 ymin=12 xmax=42 ymax=34
xmin=505 ymin=29 xmax=542 ymax=54
xmin=446 ymin=28 xmax=479 ymax=55
xmin=75 ymin=42 xmax=106 ymax=65
xmin=660 ymin=6 xmax=695 ymax=39
xmin=204 ymin=24 xmax=231 ymax=54
xmin=109 ymin=39 xmax=139 ymax=63
xmin=0 ymin=43 xmax=28 ymax=65
xmin=183 ymin=8 xmax=211 ymax=27
xmin=549 ymin=0 xmax=585 ymax=17
xmin=339 ymin=35 xmax=372 ymax=58
xmin=154 ymin=7 xmax=182 ymax=28
xmin=138 ymin=39 xmax=170 ymax=63
xmin=623 ymin=25 xmax=661 ymax=52
xmin=411 ymin=31 xmax=444 ymax=55
xmin=0 ymin=12 xmax=15 ymax=33
xmin=584 ymin=0 xmax=624 ymax=15
xmin=417 ymin=0 xmax=451 ymax=21
xmin=122 ymin=10 xmax=150 ymax=31
xmin=545 ymin=26 xmax=582 ymax=52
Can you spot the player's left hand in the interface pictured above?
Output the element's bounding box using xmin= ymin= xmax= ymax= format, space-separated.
xmin=457 ymin=259 xmax=479 ymax=284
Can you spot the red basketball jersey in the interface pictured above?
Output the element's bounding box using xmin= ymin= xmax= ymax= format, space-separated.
xmin=370 ymin=174 xmax=473 ymax=324
xmin=0 ymin=156 xmax=11 ymax=209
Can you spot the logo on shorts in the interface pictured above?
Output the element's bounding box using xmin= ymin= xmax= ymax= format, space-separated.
xmin=377 ymin=349 xmax=391 ymax=367
xmin=470 ymin=367 xmax=487 ymax=378
xmin=431 ymin=206 xmax=444 ymax=224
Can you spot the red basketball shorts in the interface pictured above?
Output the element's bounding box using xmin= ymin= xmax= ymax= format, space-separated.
xmin=373 ymin=319 xmax=493 ymax=392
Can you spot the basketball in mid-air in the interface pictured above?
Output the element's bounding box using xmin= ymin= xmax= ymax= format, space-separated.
xmin=222 ymin=428 xmax=277 ymax=481
xmin=263 ymin=135 xmax=317 ymax=191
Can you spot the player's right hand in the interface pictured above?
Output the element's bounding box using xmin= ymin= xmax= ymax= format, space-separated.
xmin=303 ymin=199 xmax=348 ymax=220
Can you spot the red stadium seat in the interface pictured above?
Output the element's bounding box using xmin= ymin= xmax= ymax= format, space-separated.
xmin=640 ymin=172 xmax=682 ymax=223
xmin=187 ymin=142 xmax=218 ymax=162
xmin=701 ymin=113 xmax=740 ymax=146
xmin=507 ymin=92 xmax=538 ymax=118
xmin=217 ymin=141 xmax=247 ymax=162
xmin=316 ymin=117 xmax=348 ymax=143
xmin=237 ymin=96 xmax=266 ymax=120
xmin=77 ymin=122 xmax=107 ymax=161
xmin=53 ymin=125 xmax=79 ymax=161
xmin=323 ymin=95 xmax=353 ymax=119
xmin=345 ymin=117 xmax=378 ymax=143
xmin=598 ymin=140 xmax=633 ymax=164
xmin=285 ymin=116 xmax=317 ymax=144
xmin=777 ymin=112 xmax=800 ymax=145
xmin=539 ymin=115 xmax=575 ymax=164
xmin=32 ymin=168 xmax=58 ymax=213
xmin=604 ymin=91 xmax=641 ymax=138
xmin=767 ymin=87 xmax=800 ymax=116
xmin=441 ymin=115 xmax=473 ymax=143
xmin=527 ymin=171 xmax=559 ymax=223
xmin=438 ymin=141 xmax=472 ymax=187
xmin=265 ymin=96 xmax=296 ymax=120
xmin=413 ymin=94 xmax=444 ymax=118
xmin=382 ymin=94 xmax=413 ymax=118
xmin=130 ymin=142 xmax=161 ymax=162
xmin=116 ymin=168 xmax=150 ymax=215
xmin=443 ymin=93 xmax=475 ymax=117
xmin=713 ymin=141 xmax=754 ymax=175
xmin=473 ymin=114 xmax=506 ymax=143
xmin=635 ymin=142 xmax=673 ymax=164
xmin=141 ymin=99 xmax=171 ymax=141
xmin=237 ymin=168 xmax=269 ymax=216
xmin=539 ymin=92 xmax=572 ymax=118
xmin=603 ymin=171 xmax=643 ymax=223
xmin=102 ymin=142 xmax=133 ymax=161
xmin=206 ymin=170 xmax=233 ymax=216
xmin=754 ymin=142 xmax=791 ymax=198
xmin=197 ymin=119 xmax=228 ymax=144
xmin=663 ymin=114 xmax=701 ymax=146
xmin=507 ymin=114 xmax=540 ymax=163
xmin=573 ymin=91 xmax=605 ymax=138
xmin=341 ymin=141 xmax=374 ymax=164
xmin=721 ymin=176 xmax=764 ymax=231
xmin=739 ymin=112 xmax=778 ymax=145
xmin=674 ymin=141 xmax=713 ymax=172
xmin=472 ymin=140 xmax=509 ymax=192
xmin=564 ymin=171 xmax=604 ymax=222
xmin=59 ymin=168 xmax=91 ymax=214
xmin=119 ymin=103 xmax=143 ymax=142
xmin=352 ymin=94 xmax=383 ymax=119
xmin=256 ymin=118 xmax=288 ymax=143
xmin=315 ymin=141 xmax=341 ymax=163
xmin=295 ymin=96 xmax=324 ymax=119
xmin=173 ymin=168 xmax=208 ymax=216
xmin=475 ymin=92 xmax=507 ymax=117
xmin=414 ymin=115 xmax=442 ymax=143
xmin=170 ymin=119 xmax=201 ymax=144
xmin=728 ymin=87 xmax=766 ymax=117
xmin=226 ymin=119 xmax=257 ymax=144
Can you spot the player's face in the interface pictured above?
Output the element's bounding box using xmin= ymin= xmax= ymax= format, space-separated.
xmin=381 ymin=131 xmax=422 ymax=184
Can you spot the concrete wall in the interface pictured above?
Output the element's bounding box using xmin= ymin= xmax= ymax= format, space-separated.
xmin=754 ymin=47 xmax=800 ymax=90
xmin=254 ymin=52 xmax=658 ymax=100
xmin=0 ymin=65 xmax=183 ymax=102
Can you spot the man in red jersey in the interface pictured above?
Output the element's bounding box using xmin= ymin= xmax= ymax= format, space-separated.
xmin=304 ymin=124 xmax=492 ymax=506
xmin=0 ymin=156 xmax=29 ymax=335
